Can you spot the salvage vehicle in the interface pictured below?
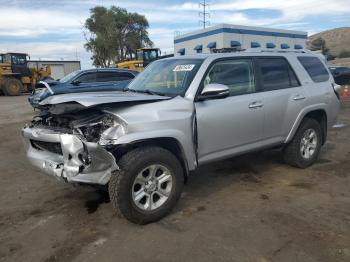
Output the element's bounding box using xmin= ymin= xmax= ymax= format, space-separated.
xmin=22 ymin=50 xmax=340 ymax=224
xmin=28 ymin=68 xmax=138 ymax=108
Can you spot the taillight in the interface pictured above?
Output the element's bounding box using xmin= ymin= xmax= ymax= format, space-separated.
xmin=332 ymin=83 xmax=340 ymax=100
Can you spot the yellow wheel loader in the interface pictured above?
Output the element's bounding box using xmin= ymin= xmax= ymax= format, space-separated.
xmin=117 ymin=48 xmax=173 ymax=72
xmin=0 ymin=53 xmax=52 ymax=96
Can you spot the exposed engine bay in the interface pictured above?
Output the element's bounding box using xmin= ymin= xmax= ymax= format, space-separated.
xmin=30 ymin=105 xmax=118 ymax=143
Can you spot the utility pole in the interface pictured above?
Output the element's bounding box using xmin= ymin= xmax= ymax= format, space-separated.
xmin=199 ymin=0 xmax=210 ymax=29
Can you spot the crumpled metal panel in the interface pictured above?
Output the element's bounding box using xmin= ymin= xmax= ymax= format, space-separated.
xmin=60 ymin=134 xmax=84 ymax=177
xmin=22 ymin=127 xmax=118 ymax=185
xmin=40 ymin=91 xmax=170 ymax=107
xmin=60 ymin=134 xmax=118 ymax=184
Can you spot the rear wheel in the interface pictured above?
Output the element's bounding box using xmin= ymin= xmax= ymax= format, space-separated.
xmin=283 ymin=118 xmax=322 ymax=168
xmin=2 ymin=78 xmax=23 ymax=96
xmin=109 ymin=146 xmax=184 ymax=224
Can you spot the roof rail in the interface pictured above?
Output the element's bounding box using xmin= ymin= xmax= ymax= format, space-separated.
xmin=210 ymin=47 xmax=312 ymax=54
xmin=244 ymin=48 xmax=310 ymax=54
xmin=211 ymin=48 xmax=246 ymax=53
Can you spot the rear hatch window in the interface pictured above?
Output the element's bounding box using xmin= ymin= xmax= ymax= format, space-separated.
xmin=297 ymin=56 xmax=329 ymax=83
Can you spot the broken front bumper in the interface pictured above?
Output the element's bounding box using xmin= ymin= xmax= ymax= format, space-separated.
xmin=22 ymin=127 xmax=118 ymax=185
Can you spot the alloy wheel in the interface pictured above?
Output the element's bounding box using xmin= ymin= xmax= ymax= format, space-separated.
xmin=132 ymin=164 xmax=173 ymax=211
xmin=300 ymin=128 xmax=318 ymax=159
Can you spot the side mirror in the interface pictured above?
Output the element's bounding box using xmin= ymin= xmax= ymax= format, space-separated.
xmin=198 ymin=83 xmax=230 ymax=101
xmin=71 ymin=80 xmax=81 ymax=86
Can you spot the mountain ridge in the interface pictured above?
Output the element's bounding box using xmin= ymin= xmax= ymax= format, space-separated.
xmin=308 ymin=27 xmax=350 ymax=56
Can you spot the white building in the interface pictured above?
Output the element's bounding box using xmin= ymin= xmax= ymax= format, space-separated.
xmin=28 ymin=60 xmax=81 ymax=80
xmin=174 ymin=24 xmax=307 ymax=56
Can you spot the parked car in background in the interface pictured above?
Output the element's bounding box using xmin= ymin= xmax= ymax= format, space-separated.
xmin=329 ymin=66 xmax=350 ymax=86
xmin=28 ymin=68 xmax=138 ymax=107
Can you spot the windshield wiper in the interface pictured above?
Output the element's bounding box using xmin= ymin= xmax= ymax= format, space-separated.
xmin=123 ymin=87 xmax=167 ymax=97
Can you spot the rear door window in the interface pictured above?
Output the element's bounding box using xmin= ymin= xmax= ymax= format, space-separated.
xmin=297 ymin=56 xmax=329 ymax=82
xmin=96 ymin=71 xmax=135 ymax=82
xmin=257 ymin=57 xmax=300 ymax=91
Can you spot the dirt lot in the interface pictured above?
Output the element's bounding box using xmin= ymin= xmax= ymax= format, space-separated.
xmin=0 ymin=96 xmax=350 ymax=262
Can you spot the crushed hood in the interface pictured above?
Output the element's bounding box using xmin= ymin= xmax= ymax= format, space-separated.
xmin=39 ymin=91 xmax=170 ymax=107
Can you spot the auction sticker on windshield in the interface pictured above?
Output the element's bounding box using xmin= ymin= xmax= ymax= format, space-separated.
xmin=173 ymin=64 xmax=195 ymax=72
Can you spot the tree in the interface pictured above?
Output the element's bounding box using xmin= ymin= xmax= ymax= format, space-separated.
xmin=338 ymin=49 xmax=350 ymax=58
xmin=84 ymin=6 xmax=153 ymax=67
xmin=309 ymin=37 xmax=329 ymax=55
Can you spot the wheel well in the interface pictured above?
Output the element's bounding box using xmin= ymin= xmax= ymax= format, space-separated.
xmin=110 ymin=137 xmax=189 ymax=183
xmin=303 ymin=110 xmax=327 ymax=144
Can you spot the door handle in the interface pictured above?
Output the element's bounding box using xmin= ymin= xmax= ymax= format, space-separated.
xmin=293 ymin=94 xmax=306 ymax=101
xmin=248 ymin=101 xmax=264 ymax=109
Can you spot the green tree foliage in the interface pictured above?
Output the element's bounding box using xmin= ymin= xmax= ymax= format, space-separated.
xmin=338 ymin=49 xmax=350 ymax=58
xmin=84 ymin=6 xmax=153 ymax=67
xmin=309 ymin=37 xmax=329 ymax=55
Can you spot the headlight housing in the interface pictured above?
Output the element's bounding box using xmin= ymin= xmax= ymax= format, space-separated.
xmin=99 ymin=125 xmax=126 ymax=146
xmin=73 ymin=113 xmax=126 ymax=144
xmin=98 ymin=115 xmax=127 ymax=145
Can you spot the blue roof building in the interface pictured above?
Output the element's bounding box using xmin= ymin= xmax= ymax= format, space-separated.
xmin=174 ymin=24 xmax=307 ymax=56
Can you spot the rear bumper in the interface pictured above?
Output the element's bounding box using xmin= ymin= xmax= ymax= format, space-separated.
xmin=22 ymin=127 xmax=118 ymax=185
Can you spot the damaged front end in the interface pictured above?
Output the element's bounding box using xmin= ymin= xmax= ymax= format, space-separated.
xmin=22 ymin=104 xmax=122 ymax=185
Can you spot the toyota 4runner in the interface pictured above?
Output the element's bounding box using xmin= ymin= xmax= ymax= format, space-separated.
xmin=22 ymin=50 xmax=340 ymax=224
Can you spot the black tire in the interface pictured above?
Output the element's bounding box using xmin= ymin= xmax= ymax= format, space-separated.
xmin=2 ymin=78 xmax=23 ymax=96
xmin=283 ymin=118 xmax=322 ymax=168
xmin=108 ymin=146 xmax=184 ymax=224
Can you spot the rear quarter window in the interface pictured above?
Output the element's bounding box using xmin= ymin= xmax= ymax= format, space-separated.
xmin=297 ymin=56 xmax=329 ymax=83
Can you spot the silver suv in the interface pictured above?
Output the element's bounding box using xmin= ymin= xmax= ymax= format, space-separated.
xmin=22 ymin=51 xmax=340 ymax=224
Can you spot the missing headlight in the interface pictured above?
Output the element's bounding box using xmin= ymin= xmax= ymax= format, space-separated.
xmin=99 ymin=124 xmax=126 ymax=146
xmin=73 ymin=114 xmax=121 ymax=143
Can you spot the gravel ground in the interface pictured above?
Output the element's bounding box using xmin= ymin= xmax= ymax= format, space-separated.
xmin=0 ymin=95 xmax=349 ymax=262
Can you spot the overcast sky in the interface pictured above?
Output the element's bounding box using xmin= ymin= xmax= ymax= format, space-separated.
xmin=0 ymin=0 xmax=349 ymax=68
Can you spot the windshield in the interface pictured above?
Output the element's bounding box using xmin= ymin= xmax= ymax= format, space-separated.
xmin=127 ymin=58 xmax=203 ymax=97
xmin=144 ymin=50 xmax=158 ymax=61
xmin=59 ymin=70 xmax=81 ymax=83
xmin=3 ymin=54 xmax=11 ymax=64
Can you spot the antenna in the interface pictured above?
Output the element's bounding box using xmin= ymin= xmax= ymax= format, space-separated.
xmin=199 ymin=0 xmax=210 ymax=29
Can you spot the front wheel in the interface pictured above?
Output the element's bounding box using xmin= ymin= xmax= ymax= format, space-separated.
xmin=109 ymin=146 xmax=184 ymax=224
xmin=2 ymin=78 xmax=23 ymax=96
xmin=283 ymin=118 xmax=322 ymax=168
